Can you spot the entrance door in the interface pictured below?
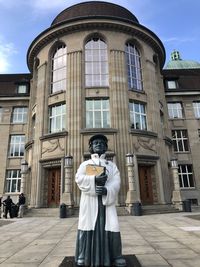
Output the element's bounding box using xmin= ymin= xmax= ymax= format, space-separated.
xmin=48 ymin=168 xmax=61 ymax=207
xmin=138 ymin=166 xmax=153 ymax=205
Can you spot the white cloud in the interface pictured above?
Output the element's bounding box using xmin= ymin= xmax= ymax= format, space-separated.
xmin=0 ymin=37 xmax=17 ymax=73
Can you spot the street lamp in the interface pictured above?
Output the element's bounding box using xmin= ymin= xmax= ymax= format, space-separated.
xmin=126 ymin=153 xmax=134 ymax=165
xmin=64 ymin=155 xmax=73 ymax=167
xmin=21 ymin=159 xmax=28 ymax=174
xmin=170 ymin=157 xmax=178 ymax=168
xmin=20 ymin=159 xmax=28 ymax=193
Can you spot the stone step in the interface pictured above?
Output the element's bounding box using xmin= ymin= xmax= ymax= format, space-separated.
xmin=25 ymin=206 xmax=130 ymax=217
xmin=141 ymin=204 xmax=179 ymax=215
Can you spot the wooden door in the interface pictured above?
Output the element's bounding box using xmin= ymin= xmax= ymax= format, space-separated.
xmin=48 ymin=168 xmax=61 ymax=207
xmin=138 ymin=166 xmax=153 ymax=205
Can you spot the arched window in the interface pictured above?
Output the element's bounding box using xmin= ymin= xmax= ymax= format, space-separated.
xmin=125 ymin=43 xmax=143 ymax=91
xmin=51 ymin=44 xmax=67 ymax=94
xmin=85 ymin=38 xmax=108 ymax=87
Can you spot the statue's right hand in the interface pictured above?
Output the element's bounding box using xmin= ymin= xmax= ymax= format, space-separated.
xmin=95 ymin=173 xmax=107 ymax=186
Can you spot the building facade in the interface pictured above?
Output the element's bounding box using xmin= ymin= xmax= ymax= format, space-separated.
xmin=0 ymin=2 xmax=199 ymax=210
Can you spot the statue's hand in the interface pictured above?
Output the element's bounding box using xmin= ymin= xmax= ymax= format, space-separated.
xmin=95 ymin=186 xmax=107 ymax=195
xmin=95 ymin=173 xmax=107 ymax=186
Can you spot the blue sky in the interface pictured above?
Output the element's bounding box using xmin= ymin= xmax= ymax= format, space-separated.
xmin=0 ymin=0 xmax=200 ymax=73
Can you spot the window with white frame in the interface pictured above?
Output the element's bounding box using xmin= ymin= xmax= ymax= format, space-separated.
xmin=51 ymin=44 xmax=67 ymax=94
xmin=85 ymin=38 xmax=108 ymax=87
xmin=9 ymin=135 xmax=25 ymax=157
xmin=166 ymin=80 xmax=178 ymax=89
xmin=12 ymin=107 xmax=28 ymax=123
xmin=125 ymin=43 xmax=143 ymax=91
xmin=49 ymin=103 xmax=66 ymax=133
xmin=172 ymin=130 xmax=189 ymax=152
xmin=17 ymin=84 xmax=28 ymax=94
xmin=167 ymin=102 xmax=183 ymax=119
xmin=86 ymin=99 xmax=110 ymax=128
xmin=178 ymin=164 xmax=194 ymax=188
xmin=5 ymin=169 xmax=21 ymax=193
xmin=129 ymin=101 xmax=147 ymax=130
xmin=193 ymin=101 xmax=200 ymax=118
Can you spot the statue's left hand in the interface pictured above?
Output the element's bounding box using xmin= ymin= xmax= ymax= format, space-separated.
xmin=95 ymin=186 xmax=107 ymax=195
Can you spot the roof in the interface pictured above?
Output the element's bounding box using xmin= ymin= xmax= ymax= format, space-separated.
xmin=0 ymin=73 xmax=31 ymax=97
xmin=164 ymin=50 xmax=200 ymax=70
xmin=51 ymin=1 xmax=139 ymax=26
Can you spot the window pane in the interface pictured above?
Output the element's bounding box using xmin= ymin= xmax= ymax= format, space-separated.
xmin=86 ymin=99 xmax=110 ymax=128
xmin=85 ymin=38 xmax=109 ymax=87
xmin=49 ymin=104 xmax=66 ymax=133
xmin=126 ymin=43 xmax=143 ymax=91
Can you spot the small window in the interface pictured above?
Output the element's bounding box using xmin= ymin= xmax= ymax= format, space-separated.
xmin=172 ymin=130 xmax=189 ymax=152
xmin=49 ymin=103 xmax=66 ymax=133
xmin=166 ymin=80 xmax=178 ymax=89
xmin=17 ymin=84 xmax=28 ymax=94
xmin=167 ymin=102 xmax=183 ymax=119
xmin=193 ymin=101 xmax=200 ymax=118
xmin=86 ymin=99 xmax=110 ymax=128
xmin=178 ymin=164 xmax=195 ymax=188
xmin=5 ymin=170 xmax=21 ymax=193
xmin=129 ymin=101 xmax=147 ymax=130
xmin=9 ymin=135 xmax=25 ymax=157
xmin=12 ymin=107 xmax=28 ymax=123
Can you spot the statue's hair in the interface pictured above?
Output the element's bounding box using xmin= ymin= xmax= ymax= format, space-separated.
xmin=88 ymin=134 xmax=108 ymax=154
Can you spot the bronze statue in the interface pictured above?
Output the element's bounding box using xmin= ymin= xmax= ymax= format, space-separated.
xmin=75 ymin=134 xmax=126 ymax=267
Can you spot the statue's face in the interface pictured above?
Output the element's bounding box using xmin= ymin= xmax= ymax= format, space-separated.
xmin=92 ymin=138 xmax=107 ymax=155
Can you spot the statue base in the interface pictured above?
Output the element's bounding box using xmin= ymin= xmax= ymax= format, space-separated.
xmin=59 ymin=255 xmax=141 ymax=267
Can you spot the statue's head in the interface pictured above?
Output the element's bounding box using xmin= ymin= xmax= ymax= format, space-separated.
xmin=89 ymin=134 xmax=108 ymax=155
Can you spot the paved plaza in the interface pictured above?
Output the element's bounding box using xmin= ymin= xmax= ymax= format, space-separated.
xmin=0 ymin=212 xmax=200 ymax=266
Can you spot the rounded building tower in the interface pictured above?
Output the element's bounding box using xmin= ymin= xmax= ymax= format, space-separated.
xmin=26 ymin=1 xmax=172 ymax=210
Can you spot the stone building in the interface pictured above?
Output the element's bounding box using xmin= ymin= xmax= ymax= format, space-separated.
xmin=0 ymin=1 xmax=199 ymax=211
xmin=163 ymin=50 xmax=200 ymax=207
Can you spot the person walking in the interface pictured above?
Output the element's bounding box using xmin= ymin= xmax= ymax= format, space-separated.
xmin=17 ymin=193 xmax=26 ymax=218
xmin=3 ymin=196 xmax=13 ymax=219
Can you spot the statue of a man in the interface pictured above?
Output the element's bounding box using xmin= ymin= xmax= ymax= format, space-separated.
xmin=75 ymin=134 xmax=126 ymax=267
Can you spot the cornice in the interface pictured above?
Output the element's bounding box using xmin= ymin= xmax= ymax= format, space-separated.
xmin=27 ymin=20 xmax=165 ymax=72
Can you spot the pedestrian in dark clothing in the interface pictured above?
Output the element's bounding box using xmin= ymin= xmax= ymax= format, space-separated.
xmin=17 ymin=193 xmax=26 ymax=218
xmin=0 ymin=197 xmax=2 ymax=219
xmin=3 ymin=196 xmax=13 ymax=219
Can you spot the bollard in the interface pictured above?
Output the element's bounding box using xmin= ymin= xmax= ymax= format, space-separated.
xmin=60 ymin=203 xmax=67 ymax=218
xmin=132 ymin=202 xmax=142 ymax=216
xmin=182 ymin=199 xmax=192 ymax=212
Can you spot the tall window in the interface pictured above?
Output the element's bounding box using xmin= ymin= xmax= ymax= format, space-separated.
xmin=49 ymin=103 xmax=66 ymax=133
xmin=12 ymin=107 xmax=28 ymax=123
xmin=167 ymin=102 xmax=183 ymax=119
xmin=193 ymin=101 xmax=200 ymax=118
xmin=86 ymin=99 xmax=110 ymax=128
xmin=9 ymin=135 xmax=25 ymax=157
xmin=129 ymin=101 xmax=147 ymax=130
xmin=125 ymin=43 xmax=143 ymax=91
xmin=5 ymin=170 xmax=21 ymax=193
xmin=51 ymin=44 xmax=67 ymax=94
xmin=85 ymin=38 xmax=108 ymax=87
xmin=172 ymin=130 xmax=189 ymax=152
xmin=178 ymin=165 xmax=194 ymax=188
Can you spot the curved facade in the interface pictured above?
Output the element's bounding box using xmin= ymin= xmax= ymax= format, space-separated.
xmin=25 ymin=1 xmax=172 ymax=209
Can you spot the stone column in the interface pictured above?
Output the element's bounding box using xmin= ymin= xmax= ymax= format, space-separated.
xmin=171 ymin=157 xmax=183 ymax=210
xmin=125 ymin=153 xmax=138 ymax=213
xmin=62 ymin=155 xmax=74 ymax=215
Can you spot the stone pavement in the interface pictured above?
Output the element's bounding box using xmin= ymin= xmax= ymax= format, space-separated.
xmin=0 ymin=212 xmax=200 ymax=267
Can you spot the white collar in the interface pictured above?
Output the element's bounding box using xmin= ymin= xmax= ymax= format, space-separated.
xmin=91 ymin=153 xmax=106 ymax=160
